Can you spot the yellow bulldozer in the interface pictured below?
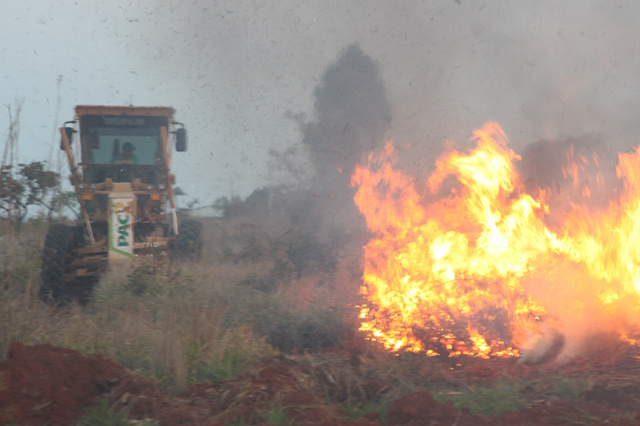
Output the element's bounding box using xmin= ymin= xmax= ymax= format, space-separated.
xmin=40 ymin=105 xmax=202 ymax=304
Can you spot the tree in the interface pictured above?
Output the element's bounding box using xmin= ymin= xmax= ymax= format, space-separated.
xmin=213 ymin=195 xmax=245 ymax=218
xmin=0 ymin=161 xmax=60 ymax=225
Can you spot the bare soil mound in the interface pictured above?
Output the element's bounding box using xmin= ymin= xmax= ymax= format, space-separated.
xmin=0 ymin=342 xmax=197 ymax=425
xmin=0 ymin=341 xmax=121 ymax=425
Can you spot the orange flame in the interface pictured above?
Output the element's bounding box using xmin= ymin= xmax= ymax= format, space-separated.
xmin=352 ymin=122 xmax=640 ymax=359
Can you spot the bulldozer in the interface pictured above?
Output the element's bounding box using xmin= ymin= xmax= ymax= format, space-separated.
xmin=40 ymin=105 xmax=202 ymax=304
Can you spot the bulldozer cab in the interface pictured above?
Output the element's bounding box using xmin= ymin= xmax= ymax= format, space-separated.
xmin=59 ymin=105 xmax=186 ymax=224
xmin=77 ymin=108 xmax=173 ymax=185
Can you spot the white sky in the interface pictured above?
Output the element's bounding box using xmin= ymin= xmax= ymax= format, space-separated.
xmin=3 ymin=0 xmax=640 ymax=205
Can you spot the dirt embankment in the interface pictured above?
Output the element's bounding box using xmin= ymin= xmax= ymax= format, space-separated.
xmin=3 ymin=341 xmax=640 ymax=426
xmin=2 ymin=341 xmax=448 ymax=426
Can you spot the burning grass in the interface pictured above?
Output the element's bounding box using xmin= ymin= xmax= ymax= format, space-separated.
xmin=353 ymin=122 xmax=640 ymax=363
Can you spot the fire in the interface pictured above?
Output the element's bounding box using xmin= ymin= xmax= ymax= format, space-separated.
xmin=352 ymin=122 xmax=640 ymax=359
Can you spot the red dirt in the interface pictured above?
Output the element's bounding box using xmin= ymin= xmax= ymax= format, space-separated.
xmin=3 ymin=341 xmax=640 ymax=425
xmin=0 ymin=342 xmax=201 ymax=425
xmin=0 ymin=342 xmax=124 ymax=425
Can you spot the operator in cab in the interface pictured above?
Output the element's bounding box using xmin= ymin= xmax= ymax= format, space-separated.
xmin=111 ymin=141 xmax=139 ymax=165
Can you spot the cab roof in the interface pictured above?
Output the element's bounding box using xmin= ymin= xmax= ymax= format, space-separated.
xmin=75 ymin=105 xmax=176 ymax=119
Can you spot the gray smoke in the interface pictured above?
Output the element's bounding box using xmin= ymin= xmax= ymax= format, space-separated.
xmin=517 ymin=135 xmax=621 ymax=231
xmin=299 ymin=44 xmax=392 ymax=237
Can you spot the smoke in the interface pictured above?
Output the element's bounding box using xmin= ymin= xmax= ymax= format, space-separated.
xmin=295 ymin=44 xmax=392 ymax=238
xmin=517 ymin=135 xmax=621 ymax=231
xmin=520 ymin=261 xmax=630 ymax=364
xmin=304 ymin=44 xmax=391 ymax=177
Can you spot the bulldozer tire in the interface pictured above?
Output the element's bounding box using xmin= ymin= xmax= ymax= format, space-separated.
xmin=40 ymin=224 xmax=80 ymax=305
xmin=176 ymin=219 xmax=203 ymax=259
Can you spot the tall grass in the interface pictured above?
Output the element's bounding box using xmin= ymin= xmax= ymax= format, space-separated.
xmin=34 ymin=262 xmax=276 ymax=389
xmin=0 ymin=217 xmax=358 ymax=391
xmin=0 ymin=229 xmax=275 ymax=389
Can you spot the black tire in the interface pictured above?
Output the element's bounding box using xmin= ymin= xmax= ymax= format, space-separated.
xmin=176 ymin=219 xmax=203 ymax=260
xmin=40 ymin=224 xmax=80 ymax=304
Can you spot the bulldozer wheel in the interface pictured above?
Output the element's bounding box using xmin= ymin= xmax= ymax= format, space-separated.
xmin=176 ymin=219 xmax=203 ymax=259
xmin=40 ymin=224 xmax=80 ymax=305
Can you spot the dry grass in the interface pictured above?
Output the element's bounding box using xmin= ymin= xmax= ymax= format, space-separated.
xmin=0 ymin=216 xmax=362 ymax=392
xmin=0 ymin=219 xmax=48 ymax=356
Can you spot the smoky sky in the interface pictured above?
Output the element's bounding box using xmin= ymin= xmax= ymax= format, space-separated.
xmin=4 ymin=1 xmax=640 ymax=204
